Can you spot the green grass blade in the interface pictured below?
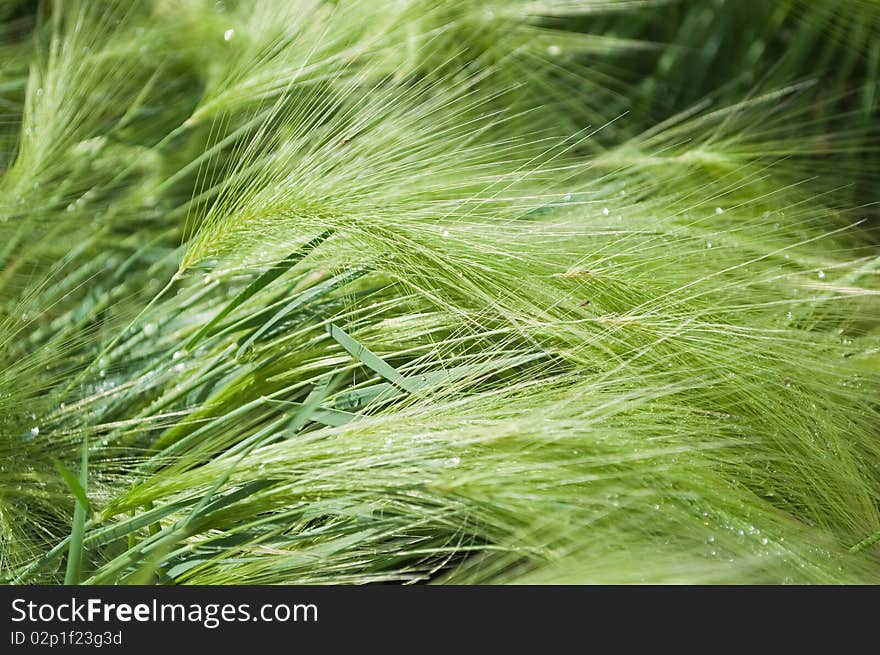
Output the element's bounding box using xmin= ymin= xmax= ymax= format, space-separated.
xmin=327 ymin=323 xmax=420 ymax=394
xmin=285 ymin=375 xmax=338 ymax=434
xmin=53 ymin=459 xmax=91 ymax=516
xmin=185 ymin=229 xmax=334 ymax=351
xmin=236 ymin=267 xmax=367 ymax=357
xmin=63 ymin=436 xmax=89 ymax=585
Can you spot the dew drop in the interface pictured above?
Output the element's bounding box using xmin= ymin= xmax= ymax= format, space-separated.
xmin=143 ymin=323 xmax=157 ymax=337
xmin=35 ymin=87 xmax=43 ymax=97
xmin=441 ymin=229 xmax=450 ymax=238
xmin=715 ymin=207 xmax=724 ymax=215
xmin=449 ymin=456 xmax=461 ymax=467
xmin=602 ymin=207 xmax=610 ymax=216
xmin=30 ymin=426 xmax=39 ymax=437
xmin=706 ymin=241 xmax=712 ymax=249
xmin=761 ymin=537 xmax=769 ymax=545
xmin=172 ymin=349 xmax=187 ymax=360
xmin=817 ymin=270 xmax=826 ymax=280
xmin=224 ymin=28 xmax=235 ymax=41
xmin=547 ymin=45 xmax=561 ymax=56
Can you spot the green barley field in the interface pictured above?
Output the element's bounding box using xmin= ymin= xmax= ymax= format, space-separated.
xmin=1 ymin=0 xmax=879 ymax=585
